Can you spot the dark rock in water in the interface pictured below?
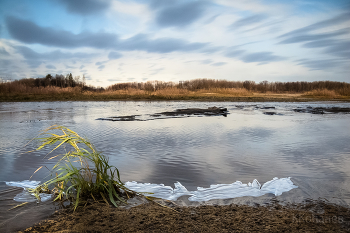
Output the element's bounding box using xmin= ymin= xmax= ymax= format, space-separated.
xmin=293 ymin=107 xmax=350 ymax=114
xmin=261 ymin=106 xmax=275 ymax=109
xmin=158 ymin=107 xmax=228 ymax=117
xmin=311 ymin=108 xmax=325 ymax=114
xmin=264 ymin=112 xmax=277 ymax=115
xmin=328 ymin=107 xmax=350 ymax=113
xmin=96 ymin=115 xmax=141 ymax=121
xmin=149 ymin=114 xmax=161 ymax=117
xmin=97 ymin=107 xmax=229 ymax=122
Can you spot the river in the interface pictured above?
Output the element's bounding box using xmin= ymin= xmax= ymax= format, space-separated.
xmin=1 ymin=101 xmax=350 ymax=206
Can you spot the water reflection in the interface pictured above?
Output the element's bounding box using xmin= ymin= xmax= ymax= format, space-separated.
xmin=0 ymin=101 xmax=350 ymax=204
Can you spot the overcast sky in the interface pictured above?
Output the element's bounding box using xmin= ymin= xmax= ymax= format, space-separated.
xmin=0 ymin=0 xmax=349 ymax=87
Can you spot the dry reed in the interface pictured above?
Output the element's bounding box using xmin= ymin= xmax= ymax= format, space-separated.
xmin=302 ymin=89 xmax=338 ymax=98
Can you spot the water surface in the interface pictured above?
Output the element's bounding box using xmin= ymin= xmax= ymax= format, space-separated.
xmin=1 ymin=101 xmax=350 ymax=205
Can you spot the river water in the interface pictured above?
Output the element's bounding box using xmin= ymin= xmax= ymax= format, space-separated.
xmin=1 ymin=101 xmax=350 ymax=206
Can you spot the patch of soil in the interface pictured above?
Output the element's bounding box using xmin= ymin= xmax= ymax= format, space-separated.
xmin=22 ymin=200 xmax=350 ymax=232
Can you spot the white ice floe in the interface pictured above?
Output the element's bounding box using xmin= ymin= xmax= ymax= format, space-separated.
xmin=124 ymin=181 xmax=192 ymax=201
xmin=125 ymin=177 xmax=297 ymax=202
xmin=6 ymin=177 xmax=297 ymax=202
xmin=6 ymin=180 xmax=41 ymax=189
xmin=5 ymin=180 xmax=53 ymax=202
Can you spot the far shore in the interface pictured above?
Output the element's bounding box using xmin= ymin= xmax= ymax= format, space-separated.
xmin=1 ymin=92 xmax=350 ymax=102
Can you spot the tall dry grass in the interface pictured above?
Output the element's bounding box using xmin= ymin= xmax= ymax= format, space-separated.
xmin=29 ymin=125 xmax=136 ymax=210
xmin=302 ymin=89 xmax=338 ymax=98
xmin=98 ymin=87 xmax=253 ymax=99
xmin=196 ymin=88 xmax=252 ymax=96
xmin=2 ymin=77 xmax=350 ymax=100
xmin=0 ymin=83 xmax=82 ymax=95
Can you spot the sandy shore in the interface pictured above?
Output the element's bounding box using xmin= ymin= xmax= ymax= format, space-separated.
xmin=1 ymin=182 xmax=350 ymax=232
xmin=20 ymin=198 xmax=350 ymax=232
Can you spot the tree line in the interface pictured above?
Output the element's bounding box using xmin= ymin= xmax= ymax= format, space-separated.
xmin=1 ymin=75 xmax=350 ymax=95
xmin=107 ymin=79 xmax=350 ymax=94
xmin=0 ymin=74 xmax=104 ymax=94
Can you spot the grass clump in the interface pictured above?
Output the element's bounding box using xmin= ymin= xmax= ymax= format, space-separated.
xmin=28 ymin=125 xmax=135 ymax=210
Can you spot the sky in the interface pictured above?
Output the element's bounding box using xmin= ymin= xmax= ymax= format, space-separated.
xmin=0 ymin=0 xmax=349 ymax=87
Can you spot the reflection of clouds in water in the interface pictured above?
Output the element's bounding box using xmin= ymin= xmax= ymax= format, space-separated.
xmin=145 ymin=158 xmax=204 ymax=190
xmin=1 ymin=101 xmax=350 ymax=204
xmin=278 ymin=134 xmax=350 ymax=181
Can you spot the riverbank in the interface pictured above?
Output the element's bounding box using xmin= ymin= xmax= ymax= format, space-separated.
xmin=1 ymin=91 xmax=350 ymax=102
xmin=21 ymin=199 xmax=350 ymax=232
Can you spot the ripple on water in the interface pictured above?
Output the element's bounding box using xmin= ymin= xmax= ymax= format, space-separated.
xmin=1 ymin=101 xmax=350 ymax=204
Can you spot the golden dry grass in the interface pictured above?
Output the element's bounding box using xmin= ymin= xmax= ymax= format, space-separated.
xmin=79 ymin=87 xmax=253 ymax=100
xmin=1 ymin=85 xmax=350 ymax=102
xmin=302 ymin=89 xmax=338 ymax=98
xmin=0 ymin=84 xmax=82 ymax=95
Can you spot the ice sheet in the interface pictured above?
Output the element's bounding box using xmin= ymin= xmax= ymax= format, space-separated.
xmin=6 ymin=177 xmax=297 ymax=202
xmin=5 ymin=180 xmax=53 ymax=202
xmin=125 ymin=181 xmax=192 ymax=201
xmin=125 ymin=177 xmax=297 ymax=202
xmin=6 ymin=180 xmax=41 ymax=189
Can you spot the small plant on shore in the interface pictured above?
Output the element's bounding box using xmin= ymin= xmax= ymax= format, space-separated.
xmin=28 ymin=125 xmax=135 ymax=210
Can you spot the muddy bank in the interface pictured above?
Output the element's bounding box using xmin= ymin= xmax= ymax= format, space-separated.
xmin=97 ymin=106 xmax=228 ymax=121
xmin=21 ymin=199 xmax=350 ymax=232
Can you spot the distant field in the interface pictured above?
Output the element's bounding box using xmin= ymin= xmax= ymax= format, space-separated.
xmin=1 ymin=77 xmax=349 ymax=102
xmin=1 ymin=88 xmax=350 ymax=102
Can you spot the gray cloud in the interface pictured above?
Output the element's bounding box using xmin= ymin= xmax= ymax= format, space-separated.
xmin=119 ymin=34 xmax=207 ymax=53
xmin=302 ymin=39 xmax=339 ymax=48
xmin=200 ymin=59 xmax=212 ymax=64
xmin=65 ymin=64 xmax=75 ymax=69
xmin=57 ymin=0 xmax=110 ymax=15
xmin=230 ymin=14 xmax=268 ymax=29
xmin=224 ymin=48 xmax=284 ymax=64
xmin=225 ymin=49 xmax=245 ymax=58
xmin=95 ymin=61 xmax=107 ymax=66
xmin=46 ymin=64 xmax=56 ymax=69
xmin=149 ymin=0 xmax=178 ymax=9
xmin=80 ymin=65 xmax=85 ymax=69
xmin=279 ymin=28 xmax=349 ymax=44
xmin=155 ymin=1 xmax=207 ymax=28
xmin=108 ymin=51 xmax=123 ymax=60
xmin=277 ymin=11 xmax=350 ymax=64
xmin=6 ymin=17 xmax=208 ymax=54
xmin=211 ymin=62 xmax=226 ymax=66
xmin=240 ymin=52 xmax=285 ymax=64
xmin=0 ymin=47 xmax=9 ymax=55
xmin=107 ymin=78 xmax=120 ymax=82
xmin=303 ymin=39 xmax=350 ymax=59
xmin=97 ymin=65 xmax=105 ymax=71
xmin=6 ymin=16 xmax=118 ymax=49
xmin=0 ymin=60 xmax=14 ymax=78
xmin=295 ymin=59 xmax=344 ymax=70
xmin=15 ymin=46 xmax=96 ymax=67
xmin=279 ymin=11 xmax=350 ymax=38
